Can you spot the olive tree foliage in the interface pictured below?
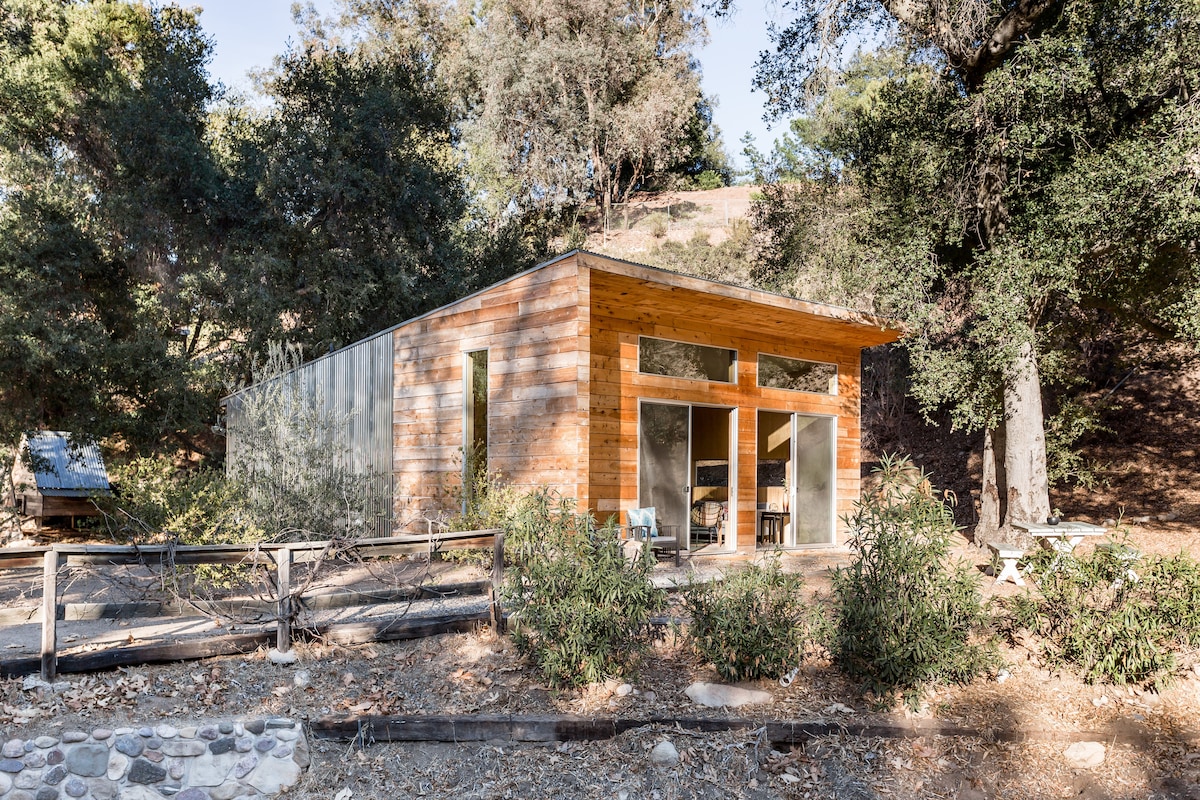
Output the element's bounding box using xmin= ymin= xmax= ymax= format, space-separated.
xmin=454 ymin=0 xmax=712 ymax=214
xmin=224 ymin=344 xmax=388 ymax=541
xmin=0 ymin=0 xmax=232 ymax=453
xmin=750 ymin=1 xmax=1200 ymax=533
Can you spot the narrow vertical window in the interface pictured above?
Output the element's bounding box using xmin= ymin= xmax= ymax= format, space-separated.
xmin=465 ymin=350 xmax=489 ymax=498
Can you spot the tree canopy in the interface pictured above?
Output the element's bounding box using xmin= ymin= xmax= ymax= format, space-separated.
xmin=753 ymin=0 xmax=1200 ymax=530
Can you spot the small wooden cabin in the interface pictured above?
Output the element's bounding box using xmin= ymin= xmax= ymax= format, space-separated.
xmin=226 ymin=251 xmax=900 ymax=552
xmin=8 ymin=432 xmax=111 ymax=529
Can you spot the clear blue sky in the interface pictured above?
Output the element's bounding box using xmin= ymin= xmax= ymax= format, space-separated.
xmin=193 ymin=1 xmax=792 ymax=170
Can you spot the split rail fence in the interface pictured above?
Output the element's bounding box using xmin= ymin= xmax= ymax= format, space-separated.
xmin=0 ymin=529 xmax=505 ymax=682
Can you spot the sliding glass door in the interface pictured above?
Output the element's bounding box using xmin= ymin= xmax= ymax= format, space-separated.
xmin=638 ymin=402 xmax=734 ymax=551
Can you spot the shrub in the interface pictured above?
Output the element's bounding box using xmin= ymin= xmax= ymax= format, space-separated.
xmin=501 ymin=490 xmax=666 ymax=687
xmin=682 ymin=556 xmax=824 ymax=681
xmin=644 ymin=212 xmax=668 ymax=238
xmin=1004 ymin=537 xmax=1200 ymax=688
xmin=100 ymin=457 xmax=258 ymax=547
xmin=833 ymin=455 xmax=997 ymax=708
xmin=694 ymin=169 xmax=726 ymax=190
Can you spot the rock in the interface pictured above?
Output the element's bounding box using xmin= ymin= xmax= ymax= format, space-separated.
xmin=91 ymin=729 xmax=112 ymax=741
xmin=114 ymin=735 xmax=145 ymax=758
xmin=126 ymin=758 xmax=167 ymax=785
xmin=63 ymin=776 xmax=87 ymax=798
xmin=649 ymin=740 xmax=679 ymax=766
xmin=160 ymin=741 xmax=206 ymax=758
xmin=44 ymin=764 xmax=67 ymax=784
xmin=61 ymin=731 xmax=88 ymax=743
xmin=21 ymin=676 xmax=69 ymax=693
xmin=106 ymin=753 xmax=128 ymax=781
xmin=185 ymin=751 xmax=236 ymax=787
xmin=1064 ymin=741 xmax=1106 ymax=769
xmin=234 ymin=754 xmax=258 ymax=779
xmin=684 ymin=682 xmax=774 ymax=708
xmin=615 ymin=683 xmax=634 ymax=697
xmin=0 ymin=758 xmax=25 ymax=777
xmin=176 ymin=790 xmax=211 ymax=800
xmin=23 ymin=752 xmax=44 ymax=769
xmin=254 ymin=737 xmax=277 ymax=753
xmin=155 ymin=725 xmax=178 ymax=740
xmin=218 ymin=723 xmax=235 ymax=735
xmin=3 ymin=739 xmax=25 ymax=758
xmin=65 ymin=744 xmax=109 ymax=777
xmin=234 ymin=737 xmax=253 ymax=753
xmin=85 ymin=778 xmax=117 ymax=800
xmin=1160 ymin=512 xmax=1179 ymax=522
xmin=243 ymin=720 xmax=266 ymax=736
xmin=33 ymin=737 xmax=58 ymax=750
xmin=0 ymin=772 xmax=10 ymax=793
xmin=208 ymin=738 xmax=236 ymax=756
xmin=267 ymin=648 xmax=299 ymax=665
xmin=245 ymin=756 xmax=302 ymax=794
xmin=293 ymin=670 xmax=312 ymax=689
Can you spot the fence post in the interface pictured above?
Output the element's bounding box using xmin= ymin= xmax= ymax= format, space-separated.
xmin=276 ymin=546 xmax=292 ymax=652
xmin=41 ymin=547 xmax=59 ymax=682
xmin=490 ymin=532 xmax=505 ymax=633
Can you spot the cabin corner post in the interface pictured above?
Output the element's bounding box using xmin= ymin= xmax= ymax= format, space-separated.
xmin=40 ymin=547 xmax=59 ymax=682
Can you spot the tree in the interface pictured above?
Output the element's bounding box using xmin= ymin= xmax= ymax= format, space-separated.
xmin=456 ymin=0 xmax=711 ymax=215
xmin=753 ymin=1 xmax=1200 ymax=533
xmin=0 ymin=0 xmax=230 ymax=453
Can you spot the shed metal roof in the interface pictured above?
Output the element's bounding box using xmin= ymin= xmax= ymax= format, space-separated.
xmin=22 ymin=432 xmax=111 ymax=497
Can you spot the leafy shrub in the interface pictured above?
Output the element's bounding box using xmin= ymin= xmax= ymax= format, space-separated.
xmin=1004 ymin=538 xmax=1200 ymax=688
xmin=694 ymin=169 xmax=726 ymax=190
xmin=225 ymin=343 xmax=388 ymax=540
xmin=100 ymin=457 xmax=258 ymax=546
xmin=644 ymin=212 xmax=668 ymax=238
xmin=501 ymin=490 xmax=666 ymax=687
xmin=833 ymin=455 xmax=997 ymax=708
xmin=682 ymin=556 xmax=824 ymax=681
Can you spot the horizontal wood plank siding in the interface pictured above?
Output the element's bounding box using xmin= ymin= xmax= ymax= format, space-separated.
xmin=586 ymin=266 xmax=880 ymax=552
xmin=392 ymin=260 xmax=585 ymax=526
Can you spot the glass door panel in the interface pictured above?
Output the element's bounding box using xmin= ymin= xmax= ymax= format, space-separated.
xmin=791 ymin=415 xmax=835 ymax=545
xmin=638 ymin=402 xmax=690 ymax=541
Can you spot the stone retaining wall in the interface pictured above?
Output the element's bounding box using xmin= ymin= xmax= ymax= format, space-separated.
xmin=0 ymin=718 xmax=308 ymax=800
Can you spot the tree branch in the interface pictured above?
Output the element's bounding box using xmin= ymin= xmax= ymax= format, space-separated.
xmin=962 ymin=0 xmax=1059 ymax=88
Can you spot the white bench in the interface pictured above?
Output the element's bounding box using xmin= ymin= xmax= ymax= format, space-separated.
xmin=988 ymin=542 xmax=1026 ymax=586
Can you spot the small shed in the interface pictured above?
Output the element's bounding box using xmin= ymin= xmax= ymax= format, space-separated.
xmin=8 ymin=432 xmax=111 ymax=529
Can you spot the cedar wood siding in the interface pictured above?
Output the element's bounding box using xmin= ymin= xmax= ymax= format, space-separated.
xmin=581 ymin=252 xmax=895 ymax=551
xmin=391 ymin=257 xmax=588 ymax=524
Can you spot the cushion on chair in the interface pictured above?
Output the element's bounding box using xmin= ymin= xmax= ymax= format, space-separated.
xmin=626 ymin=507 xmax=658 ymax=538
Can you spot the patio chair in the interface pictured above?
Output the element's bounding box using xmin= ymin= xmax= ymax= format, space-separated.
xmin=690 ymin=500 xmax=726 ymax=546
xmin=624 ymin=507 xmax=681 ymax=566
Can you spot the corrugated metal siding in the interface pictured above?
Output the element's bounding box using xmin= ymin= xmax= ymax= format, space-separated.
xmin=24 ymin=432 xmax=111 ymax=497
xmin=225 ymin=333 xmax=395 ymax=536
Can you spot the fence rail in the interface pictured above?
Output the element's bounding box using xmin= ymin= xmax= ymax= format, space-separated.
xmin=0 ymin=529 xmax=504 ymax=682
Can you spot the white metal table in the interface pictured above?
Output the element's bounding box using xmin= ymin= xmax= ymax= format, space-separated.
xmin=1012 ymin=521 xmax=1107 ymax=554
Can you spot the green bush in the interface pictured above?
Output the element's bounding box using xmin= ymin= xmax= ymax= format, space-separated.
xmin=682 ymin=556 xmax=824 ymax=681
xmin=100 ymin=457 xmax=258 ymax=546
xmin=644 ymin=212 xmax=668 ymax=238
xmin=833 ymin=455 xmax=996 ymax=708
xmin=501 ymin=490 xmax=666 ymax=687
xmin=1004 ymin=538 xmax=1200 ymax=688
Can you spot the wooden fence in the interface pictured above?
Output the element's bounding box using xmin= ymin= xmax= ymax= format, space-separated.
xmin=0 ymin=529 xmax=504 ymax=682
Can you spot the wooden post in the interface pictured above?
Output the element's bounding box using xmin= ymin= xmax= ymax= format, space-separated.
xmin=276 ymin=546 xmax=292 ymax=652
xmin=490 ymin=533 xmax=505 ymax=633
xmin=41 ymin=548 xmax=59 ymax=682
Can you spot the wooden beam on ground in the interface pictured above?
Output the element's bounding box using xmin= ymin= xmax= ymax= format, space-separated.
xmin=309 ymin=712 xmax=1156 ymax=747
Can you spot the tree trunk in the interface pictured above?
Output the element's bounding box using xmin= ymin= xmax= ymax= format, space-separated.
xmin=977 ymin=426 xmax=1005 ymax=538
xmin=1000 ymin=339 xmax=1051 ymax=527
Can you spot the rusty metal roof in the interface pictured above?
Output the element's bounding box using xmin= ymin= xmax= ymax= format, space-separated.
xmin=22 ymin=432 xmax=111 ymax=497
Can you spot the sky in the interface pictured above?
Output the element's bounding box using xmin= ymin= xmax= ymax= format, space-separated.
xmin=193 ymin=1 xmax=794 ymax=171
